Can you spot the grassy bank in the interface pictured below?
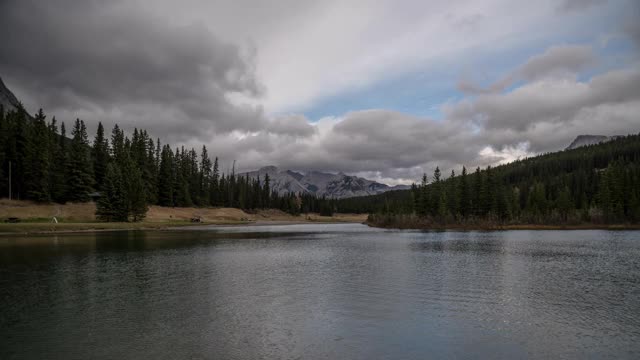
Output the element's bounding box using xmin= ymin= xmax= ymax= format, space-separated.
xmin=366 ymin=213 xmax=640 ymax=231
xmin=0 ymin=199 xmax=367 ymax=234
xmin=0 ymin=220 xmax=249 ymax=234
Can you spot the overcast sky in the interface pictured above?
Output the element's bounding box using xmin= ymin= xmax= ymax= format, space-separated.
xmin=1 ymin=0 xmax=639 ymax=184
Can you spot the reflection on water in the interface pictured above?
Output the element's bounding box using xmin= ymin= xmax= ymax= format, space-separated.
xmin=1 ymin=225 xmax=639 ymax=359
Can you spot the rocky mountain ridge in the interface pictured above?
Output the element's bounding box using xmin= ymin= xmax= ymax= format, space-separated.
xmin=566 ymin=135 xmax=622 ymax=150
xmin=0 ymin=77 xmax=21 ymax=112
xmin=240 ymin=166 xmax=410 ymax=199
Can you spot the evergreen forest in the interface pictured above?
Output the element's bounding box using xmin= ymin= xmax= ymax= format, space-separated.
xmin=0 ymin=106 xmax=321 ymax=221
xmin=2 ymin=104 xmax=639 ymax=226
xmin=340 ymin=133 xmax=640 ymax=227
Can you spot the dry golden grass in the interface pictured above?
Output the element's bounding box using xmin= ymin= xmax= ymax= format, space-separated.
xmin=146 ymin=206 xmax=251 ymax=222
xmin=0 ymin=199 xmax=367 ymax=234
xmin=0 ymin=221 xmax=203 ymax=234
xmin=0 ymin=199 xmax=96 ymax=222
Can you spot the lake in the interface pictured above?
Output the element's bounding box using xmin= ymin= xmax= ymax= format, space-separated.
xmin=1 ymin=224 xmax=639 ymax=359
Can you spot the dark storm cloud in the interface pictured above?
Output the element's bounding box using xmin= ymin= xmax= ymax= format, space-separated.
xmin=0 ymin=0 xmax=265 ymax=141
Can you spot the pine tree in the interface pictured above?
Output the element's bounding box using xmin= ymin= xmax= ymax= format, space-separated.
xmin=92 ymin=122 xmax=109 ymax=191
xmin=431 ymin=167 xmax=441 ymax=217
xmin=13 ymin=107 xmax=30 ymax=199
xmin=51 ymin=121 xmax=69 ymax=202
xmin=485 ymin=166 xmax=496 ymax=216
xmin=173 ymin=147 xmax=191 ymax=207
xmin=157 ymin=145 xmax=174 ymax=206
xmin=417 ymin=173 xmax=428 ymax=216
xmin=66 ymin=119 xmax=94 ymax=202
xmin=210 ymin=157 xmax=220 ymax=206
xmin=511 ymin=187 xmax=521 ymax=220
xmin=437 ymin=189 xmax=448 ymax=219
xmin=629 ymin=191 xmax=640 ymax=222
xmin=0 ymin=106 xmax=6 ymax=195
xmin=145 ymin=135 xmax=158 ymax=204
xmin=472 ymin=167 xmax=483 ymax=217
xmin=446 ymin=170 xmax=458 ymax=217
xmin=25 ymin=109 xmax=51 ymax=202
xmin=496 ymin=187 xmax=510 ymax=221
xmin=96 ymin=163 xmax=127 ymax=221
xmin=597 ymin=171 xmax=612 ymax=222
xmin=411 ymin=183 xmax=419 ymax=214
xmin=264 ymin=173 xmax=271 ymax=208
xmin=608 ymin=162 xmax=625 ymax=221
xmin=187 ymin=148 xmax=200 ymax=206
xmin=111 ymin=124 xmax=125 ymax=165
xmin=200 ymin=146 xmax=212 ymax=206
xmin=557 ymin=186 xmax=572 ymax=222
xmin=459 ymin=167 xmax=471 ymax=217
xmin=123 ymin=155 xmax=147 ymax=221
xmin=527 ymin=182 xmax=548 ymax=221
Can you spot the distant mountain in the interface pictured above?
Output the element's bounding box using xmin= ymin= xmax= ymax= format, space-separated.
xmin=0 ymin=76 xmax=21 ymax=112
xmin=240 ymin=166 xmax=410 ymax=199
xmin=566 ymin=135 xmax=622 ymax=150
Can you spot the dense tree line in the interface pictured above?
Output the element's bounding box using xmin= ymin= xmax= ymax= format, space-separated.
xmin=333 ymin=190 xmax=413 ymax=214
xmin=347 ymin=134 xmax=640 ymax=226
xmin=5 ymin=104 xmax=638 ymax=225
xmin=0 ymin=106 xmax=318 ymax=221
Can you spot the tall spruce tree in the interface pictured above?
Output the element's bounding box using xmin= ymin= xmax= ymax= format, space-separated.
xmin=51 ymin=121 xmax=69 ymax=202
xmin=264 ymin=173 xmax=270 ymax=208
xmin=66 ymin=119 xmax=93 ymax=202
xmin=472 ymin=167 xmax=483 ymax=217
xmin=417 ymin=173 xmax=428 ymax=216
xmin=92 ymin=122 xmax=109 ymax=191
xmin=447 ymin=170 xmax=458 ymax=217
xmin=210 ymin=157 xmax=220 ymax=206
xmin=459 ymin=167 xmax=471 ymax=217
xmin=157 ymin=145 xmax=174 ymax=206
xmin=25 ymin=109 xmax=51 ymax=202
xmin=111 ymin=124 xmax=125 ymax=165
xmin=200 ymin=146 xmax=212 ymax=206
xmin=13 ymin=106 xmax=30 ymax=199
xmin=557 ymin=186 xmax=572 ymax=221
xmin=123 ymin=155 xmax=147 ymax=221
xmin=96 ymin=163 xmax=128 ymax=221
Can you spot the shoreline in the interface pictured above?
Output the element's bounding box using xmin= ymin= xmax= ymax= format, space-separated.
xmin=0 ymin=199 xmax=368 ymax=235
xmin=365 ymin=221 xmax=640 ymax=231
xmin=0 ymin=220 xmax=244 ymax=236
xmin=0 ymin=218 xmax=367 ymax=235
xmin=5 ymin=220 xmax=640 ymax=236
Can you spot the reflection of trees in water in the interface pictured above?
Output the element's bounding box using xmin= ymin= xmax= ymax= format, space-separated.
xmin=2 ymin=229 xmax=639 ymax=358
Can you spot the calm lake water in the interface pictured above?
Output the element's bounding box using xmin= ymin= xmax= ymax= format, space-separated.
xmin=1 ymin=224 xmax=639 ymax=359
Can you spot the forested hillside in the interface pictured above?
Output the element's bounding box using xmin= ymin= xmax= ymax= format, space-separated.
xmin=0 ymin=106 xmax=321 ymax=221
xmin=345 ymin=134 xmax=640 ymax=226
xmin=2 ymin=103 xmax=639 ymax=226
